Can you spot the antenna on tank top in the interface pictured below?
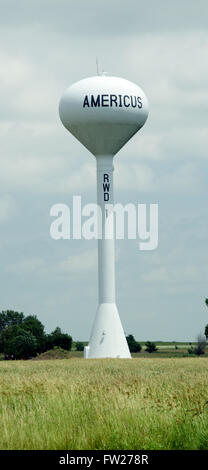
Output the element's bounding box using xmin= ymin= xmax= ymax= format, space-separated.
xmin=96 ymin=57 xmax=100 ymax=76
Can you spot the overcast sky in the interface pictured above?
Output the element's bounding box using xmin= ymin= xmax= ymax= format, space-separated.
xmin=0 ymin=0 xmax=208 ymax=342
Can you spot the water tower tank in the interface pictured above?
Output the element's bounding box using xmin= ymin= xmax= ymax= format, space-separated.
xmin=59 ymin=75 xmax=148 ymax=156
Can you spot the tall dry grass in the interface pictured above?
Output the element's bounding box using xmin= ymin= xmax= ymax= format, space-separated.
xmin=0 ymin=357 xmax=208 ymax=449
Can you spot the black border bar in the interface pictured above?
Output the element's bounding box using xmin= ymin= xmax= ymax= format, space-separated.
xmin=0 ymin=450 xmax=207 ymax=468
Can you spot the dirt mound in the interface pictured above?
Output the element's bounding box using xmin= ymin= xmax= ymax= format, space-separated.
xmin=32 ymin=347 xmax=71 ymax=360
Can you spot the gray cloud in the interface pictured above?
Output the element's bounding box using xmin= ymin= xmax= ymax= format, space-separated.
xmin=1 ymin=0 xmax=208 ymax=34
xmin=0 ymin=0 xmax=208 ymax=341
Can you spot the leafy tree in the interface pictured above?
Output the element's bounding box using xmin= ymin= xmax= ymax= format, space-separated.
xmin=13 ymin=330 xmax=37 ymax=359
xmin=0 ymin=325 xmax=38 ymax=358
xmin=46 ymin=327 xmax=72 ymax=351
xmin=126 ymin=334 xmax=142 ymax=353
xmin=188 ymin=334 xmax=207 ymax=356
xmin=0 ymin=325 xmax=21 ymax=355
xmin=0 ymin=311 xmax=46 ymax=357
xmin=0 ymin=310 xmax=25 ymax=354
xmin=0 ymin=310 xmax=72 ymax=358
xmin=0 ymin=310 xmax=24 ymax=333
xmin=22 ymin=315 xmax=46 ymax=352
xmin=75 ymin=341 xmax=84 ymax=351
xmin=145 ymin=341 xmax=158 ymax=353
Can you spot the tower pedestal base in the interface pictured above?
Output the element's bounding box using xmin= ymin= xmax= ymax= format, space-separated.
xmin=85 ymin=303 xmax=131 ymax=359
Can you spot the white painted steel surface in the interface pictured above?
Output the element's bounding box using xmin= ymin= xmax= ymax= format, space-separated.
xmin=59 ymin=75 xmax=148 ymax=156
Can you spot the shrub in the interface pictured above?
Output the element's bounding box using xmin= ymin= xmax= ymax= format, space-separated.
xmin=126 ymin=335 xmax=142 ymax=353
xmin=194 ymin=334 xmax=207 ymax=356
xmin=75 ymin=342 xmax=84 ymax=351
xmin=145 ymin=341 xmax=158 ymax=353
xmin=187 ymin=347 xmax=195 ymax=355
xmin=46 ymin=327 xmax=72 ymax=351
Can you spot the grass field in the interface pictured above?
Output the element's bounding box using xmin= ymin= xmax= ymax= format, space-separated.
xmin=0 ymin=357 xmax=208 ymax=450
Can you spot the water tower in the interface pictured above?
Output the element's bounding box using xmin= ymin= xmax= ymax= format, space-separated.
xmin=59 ymin=74 xmax=149 ymax=358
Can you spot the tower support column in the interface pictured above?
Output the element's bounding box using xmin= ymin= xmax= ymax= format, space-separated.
xmin=86 ymin=155 xmax=131 ymax=358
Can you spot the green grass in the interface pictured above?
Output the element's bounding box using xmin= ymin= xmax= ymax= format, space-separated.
xmin=0 ymin=358 xmax=208 ymax=450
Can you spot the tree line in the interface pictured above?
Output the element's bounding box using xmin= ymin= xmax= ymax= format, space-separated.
xmin=0 ymin=309 xmax=157 ymax=359
xmin=1 ymin=302 xmax=208 ymax=359
xmin=0 ymin=310 xmax=72 ymax=359
xmin=0 ymin=310 xmax=159 ymax=358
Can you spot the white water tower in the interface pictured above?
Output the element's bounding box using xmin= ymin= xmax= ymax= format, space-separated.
xmin=59 ymin=74 xmax=149 ymax=358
